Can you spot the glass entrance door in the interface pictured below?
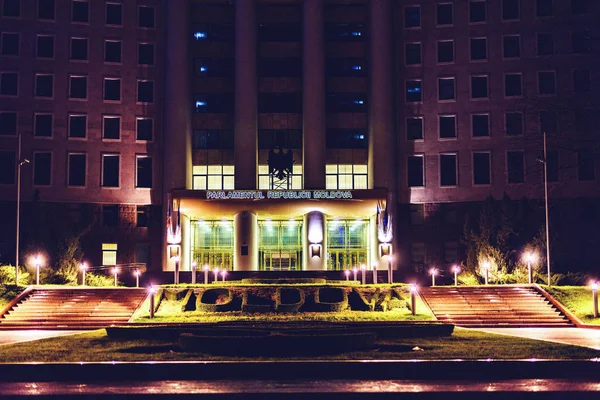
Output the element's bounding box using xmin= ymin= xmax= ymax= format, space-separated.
xmin=326 ymin=219 xmax=369 ymax=270
xmin=258 ymin=220 xmax=302 ymax=271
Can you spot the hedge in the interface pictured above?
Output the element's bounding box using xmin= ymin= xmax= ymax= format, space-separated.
xmin=196 ymin=288 xmax=236 ymax=312
xmin=313 ymin=287 xmax=348 ymax=312
xmin=275 ymin=287 xmax=305 ymax=313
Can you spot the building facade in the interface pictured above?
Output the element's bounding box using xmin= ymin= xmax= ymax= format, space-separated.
xmin=1 ymin=0 xmax=599 ymax=279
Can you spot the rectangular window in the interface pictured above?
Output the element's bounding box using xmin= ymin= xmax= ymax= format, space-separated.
xmin=197 ymin=129 xmax=236 ymax=149
xmin=102 ymin=154 xmax=120 ymax=187
xmin=571 ymin=0 xmax=588 ymax=15
xmin=105 ymin=2 xmax=122 ymax=26
xmin=136 ymin=118 xmax=153 ymax=141
xmin=192 ymin=165 xmax=235 ymax=190
xmin=406 ymin=117 xmax=423 ymax=141
xmin=578 ymin=150 xmax=595 ymax=181
xmin=326 ymin=93 xmax=367 ymax=113
xmin=410 ymin=243 xmax=425 ymax=263
xmin=35 ymin=74 xmax=53 ymax=98
xmin=471 ymin=75 xmax=489 ymax=99
xmin=260 ymin=93 xmax=303 ymax=113
xmin=410 ymin=205 xmax=424 ymax=226
xmin=406 ymin=80 xmax=422 ymax=102
xmin=103 ymin=205 xmax=119 ymax=227
xmin=437 ymin=3 xmax=453 ymax=26
xmin=138 ymin=43 xmax=154 ymax=65
xmin=137 ymin=80 xmax=154 ymax=103
xmin=68 ymin=153 xmax=86 ymax=186
xmin=38 ymin=0 xmax=54 ymax=20
xmin=72 ymin=0 xmax=89 ymax=23
xmin=70 ymin=37 xmax=88 ymax=61
xmin=537 ymin=33 xmax=554 ymax=56
xmin=405 ymin=43 xmax=421 ymax=65
xmin=440 ymin=153 xmax=457 ymax=186
xmin=473 ymin=152 xmax=491 ymax=185
xmin=33 ymin=152 xmax=51 ymax=186
xmin=470 ymin=0 xmax=486 ymax=23
xmin=502 ymin=0 xmax=520 ymax=20
xmin=2 ymin=0 xmax=20 ymax=17
xmin=472 ymin=114 xmax=490 ymax=137
xmin=102 ymin=243 xmax=117 ymax=265
xmin=404 ymin=6 xmax=420 ymax=28
xmin=536 ymin=0 xmax=553 ymax=18
xmin=259 ymin=164 xmax=303 ymax=190
xmin=546 ymin=150 xmax=559 ymax=182
xmin=470 ymin=37 xmax=487 ymax=61
xmin=34 ymin=113 xmax=52 ymax=137
xmin=102 ymin=116 xmax=120 ymax=140
xmin=0 ymin=111 xmax=17 ymax=135
xmin=1 ymin=32 xmax=19 ymax=56
xmin=36 ymin=34 xmax=54 ymax=58
xmin=504 ymin=73 xmax=522 ymax=97
xmin=324 ymin=58 xmax=364 ymax=78
xmin=538 ymin=71 xmax=556 ymax=95
xmin=407 ymin=155 xmax=424 ymax=187
xmin=325 ymin=164 xmax=367 ymax=190
xmin=0 ymin=71 xmax=18 ymax=96
xmin=505 ymin=112 xmax=523 ymax=136
xmin=539 ymin=111 xmax=557 ymax=134
xmin=507 ymin=151 xmax=525 ymax=183
xmin=68 ymin=75 xmax=87 ymax=99
xmin=575 ymin=110 xmax=593 ymax=133
xmin=438 ymin=77 xmax=455 ymax=101
xmin=503 ymin=35 xmax=520 ymax=58
xmin=325 ymin=129 xmax=365 ymax=150
xmin=104 ymin=78 xmax=121 ymax=101
xmin=439 ymin=115 xmax=456 ymax=139
xmin=325 ymin=23 xmax=366 ymax=42
xmin=194 ymin=93 xmax=234 ymax=113
xmin=437 ymin=40 xmax=454 ymax=63
xmin=0 ymin=151 xmax=16 ymax=184
xmin=68 ymin=114 xmax=86 ymax=138
xmin=572 ymin=30 xmax=591 ymax=54
xmin=138 ymin=5 xmax=155 ymax=29
xmin=573 ymin=70 xmax=590 ymax=93
xmin=136 ymin=156 xmax=152 ymax=188
xmin=136 ymin=206 xmax=149 ymax=228
xmin=104 ymin=40 xmax=122 ymax=63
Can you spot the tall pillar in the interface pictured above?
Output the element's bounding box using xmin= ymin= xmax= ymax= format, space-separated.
xmin=234 ymin=211 xmax=258 ymax=271
xmin=302 ymin=0 xmax=326 ymax=189
xmin=234 ymin=0 xmax=258 ymax=190
xmin=303 ymin=211 xmax=327 ymax=270
xmin=181 ymin=214 xmax=191 ymax=272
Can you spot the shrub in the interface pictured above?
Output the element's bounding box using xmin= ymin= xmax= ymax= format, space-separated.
xmin=314 ymin=287 xmax=348 ymax=312
xmin=275 ymin=287 xmax=305 ymax=313
xmin=458 ymin=271 xmax=480 ymax=285
xmin=0 ymin=265 xmax=31 ymax=286
xmin=84 ymin=273 xmax=117 ymax=287
xmin=197 ymin=288 xmax=236 ymax=312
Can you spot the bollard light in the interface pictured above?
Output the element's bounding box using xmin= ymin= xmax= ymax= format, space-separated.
xmin=482 ymin=261 xmax=491 ymax=285
xmin=387 ymin=255 xmax=394 ymax=284
xmin=33 ymin=255 xmax=43 ymax=286
xmin=592 ymin=281 xmax=599 ymax=319
xmin=80 ymin=262 xmax=87 ymax=286
xmin=134 ymin=269 xmax=141 ymax=288
xmin=353 ymin=267 xmax=358 ymax=281
xmin=213 ymin=268 xmax=220 ymax=283
xmin=430 ymin=268 xmax=437 ymax=287
xmin=112 ymin=267 xmax=119 ymax=287
xmin=191 ymin=261 xmax=198 ymax=285
xmin=361 ymin=264 xmax=366 ymax=285
xmin=344 ymin=269 xmax=350 ymax=281
xmin=203 ymin=264 xmax=210 ymax=284
xmin=452 ymin=265 xmax=460 ymax=287
xmin=410 ymin=284 xmax=418 ymax=315
xmin=372 ymin=263 xmax=377 ymax=285
xmin=524 ymin=251 xmax=538 ymax=285
xmin=148 ymin=286 xmax=156 ymax=318
xmin=220 ymin=270 xmax=227 ymax=282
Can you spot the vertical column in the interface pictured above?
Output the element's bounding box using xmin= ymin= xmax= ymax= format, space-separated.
xmin=234 ymin=0 xmax=258 ymax=190
xmin=234 ymin=211 xmax=258 ymax=271
xmin=303 ymin=211 xmax=327 ymax=270
xmin=302 ymin=0 xmax=326 ymax=189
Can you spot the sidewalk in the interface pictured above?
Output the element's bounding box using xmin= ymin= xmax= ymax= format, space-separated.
xmin=0 ymin=330 xmax=87 ymax=345
xmin=474 ymin=327 xmax=600 ymax=350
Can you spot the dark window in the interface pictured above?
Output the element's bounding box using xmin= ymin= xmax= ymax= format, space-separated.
xmin=507 ymin=151 xmax=525 ymax=183
xmin=410 ymin=205 xmax=424 ymax=226
xmin=440 ymin=154 xmax=457 ymax=186
xmin=38 ymin=0 xmax=54 ymax=20
xmin=325 ymin=129 xmax=367 ymax=149
xmin=103 ymin=116 xmax=120 ymax=140
xmin=470 ymin=0 xmax=486 ymax=23
xmin=195 ymin=129 xmax=236 ymax=149
xmin=0 ymin=111 xmax=17 ymax=135
xmin=439 ymin=115 xmax=456 ymax=139
xmin=102 ymin=154 xmax=119 ymax=187
xmin=195 ymin=58 xmax=235 ymax=77
xmin=138 ymin=6 xmax=155 ymax=28
xmin=437 ymin=3 xmax=453 ymax=25
xmin=573 ymin=70 xmax=591 ymax=92
xmin=536 ymin=0 xmax=553 ymax=17
xmin=571 ymin=0 xmax=588 ymax=15
xmin=194 ymin=93 xmax=234 ymax=113
xmin=259 ymin=23 xmax=301 ymax=42
xmin=537 ymin=33 xmax=554 ymax=56
xmin=136 ymin=207 xmax=149 ymax=228
xmin=69 ymin=76 xmax=87 ymax=99
xmin=136 ymin=157 xmax=152 ymax=188
xmin=405 ymin=43 xmax=421 ymax=65
xmin=572 ymin=30 xmax=591 ymax=54
xmin=138 ymin=43 xmax=155 ymax=65
xmin=406 ymin=118 xmax=423 ymax=140
xmin=502 ymin=0 xmax=520 ymax=20
xmin=405 ymin=6 xmax=420 ymax=28
xmin=578 ymin=150 xmax=595 ymax=181
xmin=539 ymin=111 xmax=557 ymax=133
xmin=135 ymin=243 xmax=150 ymax=264
xmin=193 ymin=23 xmax=234 ymax=41
xmin=546 ymin=150 xmax=559 ymax=182
xmin=68 ymin=153 xmax=86 ymax=186
xmin=70 ymin=37 xmax=88 ymax=61
xmin=258 ymin=129 xmax=301 ymax=149
xmin=575 ymin=110 xmax=593 ymax=133
xmin=472 ymin=114 xmax=490 ymax=137
xmin=410 ymin=243 xmax=425 ymax=261
xmin=259 ymin=58 xmax=302 ymax=77
xmin=503 ymin=35 xmax=520 ymax=58
xmin=105 ymin=41 xmax=121 ymax=63
xmin=71 ymin=0 xmax=88 ymax=23
xmin=506 ymin=112 xmax=523 ymax=135
xmin=34 ymin=114 xmax=52 ymax=137
xmin=504 ymin=74 xmax=522 ymax=97
xmin=0 ymin=151 xmax=16 ymax=184
xmin=325 ymin=23 xmax=365 ymax=42
xmin=437 ymin=41 xmax=454 ymax=63
xmin=326 ymin=93 xmax=366 ymax=113
xmin=407 ymin=156 xmax=424 ymax=187
xmin=104 ymin=78 xmax=121 ymax=101
xmin=68 ymin=115 xmax=86 ymax=138
xmin=0 ymin=72 xmax=18 ymax=95
xmin=36 ymin=35 xmax=54 ymax=58
xmin=473 ymin=152 xmax=491 ymax=184
xmin=325 ymin=58 xmax=366 ymax=77
xmin=35 ymin=74 xmax=53 ymax=98
xmin=1 ymin=33 xmax=19 ymax=56
xmin=33 ymin=152 xmax=51 ymax=186
xmin=102 ymin=205 xmax=119 ymax=227
xmin=137 ymin=80 xmax=154 ymax=103
xmin=259 ymin=93 xmax=302 ymax=113
xmin=471 ymin=76 xmax=488 ymax=99
xmin=406 ymin=80 xmax=422 ymax=102
xmin=538 ymin=71 xmax=556 ymax=95
xmin=470 ymin=38 xmax=487 ymax=61
xmin=136 ymin=118 xmax=153 ymax=141
xmin=106 ymin=2 xmax=122 ymax=25
xmin=438 ymin=78 xmax=455 ymax=100
xmin=2 ymin=0 xmax=19 ymax=17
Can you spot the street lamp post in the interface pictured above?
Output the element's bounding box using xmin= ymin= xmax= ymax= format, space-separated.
xmin=353 ymin=267 xmax=358 ymax=281
xmin=213 ymin=268 xmax=219 ymax=283
xmin=203 ymin=265 xmax=209 ymax=284
xmin=221 ymin=270 xmax=227 ymax=282
xmin=537 ymin=132 xmax=552 ymax=287
xmin=80 ymin=262 xmax=87 ymax=286
xmin=134 ymin=270 xmax=140 ymax=288
xmin=191 ymin=261 xmax=197 ymax=285
xmin=524 ymin=252 xmax=537 ymax=285
xmin=410 ymin=284 xmax=417 ymax=316
xmin=15 ymin=133 xmax=29 ymax=286
xmin=372 ymin=263 xmax=377 ymax=284
xmin=113 ymin=268 xmax=119 ymax=287
xmin=344 ymin=270 xmax=350 ymax=281
xmin=592 ymin=282 xmax=598 ymax=319
xmin=387 ymin=255 xmax=393 ymax=284
xmin=482 ymin=261 xmax=490 ymax=285
xmin=452 ymin=265 xmax=460 ymax=287
xmin=148 ymin=286 xmax=156 ymax=318
xmin=360 ymin=264 xmax=366 ymax=285
xmin=430 ymin=268 xmax=437 ymax=287
xmin=34 ymin=256 xmax=41 ymax=285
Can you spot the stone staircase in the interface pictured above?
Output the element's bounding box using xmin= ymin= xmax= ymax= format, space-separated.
xmin=0 ymin=288 xmax=147 ymax=330
xmin=419 ymin=286 xmax=573 ymax=328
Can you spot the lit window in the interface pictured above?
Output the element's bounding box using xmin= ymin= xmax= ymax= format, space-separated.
xmin=325 ymin=165 xmax=368 ymax=190
xmin=192 ymin=165 xmax=234 ymax=190
xmin=406 ymin=80 xmax=422 ymax=102
xmin=102 ymin=243 xmax=117 ymax=266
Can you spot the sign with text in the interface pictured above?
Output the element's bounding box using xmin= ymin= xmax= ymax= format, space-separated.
xmin=205 ymin=190 xmax=354 ymax=200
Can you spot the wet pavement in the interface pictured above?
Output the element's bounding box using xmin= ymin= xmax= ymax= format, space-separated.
xmin=0 ymin=330 xmax=87 ymax=345
xmin=474 ymin=327 xmax=600 ymax=350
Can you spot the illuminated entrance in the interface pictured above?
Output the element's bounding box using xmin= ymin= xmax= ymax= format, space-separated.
xmin=327 ymin=219 xmax=369 ymax=270
xmin=190 ymin=220 xmax=234 ymax=270
xmin=258 ymin=219 xmax=303 ymax=271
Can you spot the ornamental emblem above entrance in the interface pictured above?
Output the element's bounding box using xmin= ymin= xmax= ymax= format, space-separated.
xmin=267 ymin=147 xmax=295 ymax=190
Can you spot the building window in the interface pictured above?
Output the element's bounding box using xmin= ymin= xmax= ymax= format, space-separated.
xmin=71 ymin=0 xmax=88 ymax=23
xmin=326 ymin=93 xmax=366 ymax=113
xmin=2 ymin=0 xmax=20 ymax=17
xmin=195 ymin=129 xmax=235 ymax=149
xmin=502 ymin=0 xmax=519 ymax=20
xmin=507 ymin=151 xmax=525 ymax=183
xmin=193 ymin=22 xmax=235 ymax=42
xmin=571 ymin=0 xmax=588 ymax=15
xmin=135 ymin=244 xmax=150 ymax=265
xmin=259 ymin=93 xmax=302 ymax=113
xmin=471 ymin=75 xmax=489 ymax=99
xmin=102 ymin=154 xmax=120 ymax=188
xmin=473 ymin=152 xmax=491 ymax=185
xmin=472 ymin=114 xmax=490 ymax=137
xmin=438 ymin=77 xmax=455 ymax=101
xmin=259 ymin=23 xmax=301 ymax=42
xmin=406 ymin=80 xmax=422 ymax=102
xmin=404 ymin=6 xmax=420 ymax=28
xmin=105 ymin=2 xmax=122 ymax=26
xmin=33 ymin=152 xmax=51 ymax=186
xmin=470 ymin=37 xmax=487 ymax=61
xmin=437 ymin=3 xmax=453 ymax=26
xmin=410 ymin=243 xmax=426 ymax=264
xmin=0 ymin=151 xmax=16 ymax=184
xmin=537 ymin=33 xmax=554 ymax=56
xmin=440 ymin=153 xmax=457 ymax=187
xmin=439 ymin=115 xmax=457 ymax=139
xmin=539 ymin=111 xmax=557 ymax=134
xmin=437 ymin=40 xmax=454 ymax=63
xmin=410 ymin=205 xmax=424 ymax=226
xmin=136 ymin=156 xmax=152 ymax=188
xmin=407 ymin=155 xmax=424 ymax=187
xmin=325 ymin=58 xmax=365 ymax=77
xmin=325 ymin=23 xmax=365 ymax=41
xmin=258 ymin=129 xmax=301 ymax=150
xmin=505 ymin=112 xmax=523 ymax=136
xmin=196 ymin=58 xmax=236 ymax=77
xmin=546 ymin=150 xmax=559 ymax=182
xmin=504 ymin=73 xmax=522 ymax=97
xmin=68 ymin=153 xmax=86 ymax=186
xmin=503 ymin=35 xmax=520 ymax=58
xmin=259 ymin=164 xmax=303 ymax=190
xmin=325 ymin=164 xmax=368 ymax=190
xmin=405 ymin=43 xmax=421 ymax=65
xmin=578 ymin=150 xmax=595 ymax=181
xmin=136 ymin=118 xmax=153 ymax=141
xmin=70 ymin=37 xmax=88 ymax=61
xmin=138 ymin=5 xmax=155 ymax=29
xmin=536 ymin=0 xmax=553 ymax=18
xmin=194 ymin=93 xmax=234 ymax=113
xmin=102 ymin=243 xmax=117 ymax=265
xmin=38 ymin=0 xmax=54 ymax=20
xmin=68 ymin=114 xmax=86 ymax=139
xmin=35 ymin=74 xmax=53 ymax=98
xmin=193 ymin=165 xmax=234 ymax=190
xmin=104 ymin=77 xmax=121 ymax=101
xmin=137 ymin=80 xmax=154 ymax=103
xmin=104 ymin=40 xmax=121 ymax=63
xmin=69 ymin=75 xmax=87 ymax=100
xmin=136 ymin=206 xmax=149 ymax=228
xmin=0 ymin=111 xmax=17 ymax=135
xmin=102 ymin=116 xmax=120 ymax=140
xmin=406 ymin=117 xmax=423 ymax=141
xmin=575 ymin=110 xmax=593 ymax=133
xmin=1 ymin=32 xmax=18 ymax=56
xmin=34 ymin=113 xmax=52 ymax=137
xmin=325 ymin=129 xmax=367 ymax=149
xmin=573 ymin=70 xmax=590 ymax=92
xmin=138 ymin=43 xmax=154 ymax=66
xmin=572 ymin=30 xmax=591 ymax=54
xmin=538 ymin=71 xmax=556 ymax=95
xmin=36 ymin=34 xmax=54 ymax=59
xmin=0 ymin=71 xmax=18 ymax=96
xmin=470 ymin=0 xmax=486 ymax=23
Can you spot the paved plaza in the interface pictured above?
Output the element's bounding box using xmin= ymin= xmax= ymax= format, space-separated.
xmin=474 ymin=327 xmax=600 ymax=350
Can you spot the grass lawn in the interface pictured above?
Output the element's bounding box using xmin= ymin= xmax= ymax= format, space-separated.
xmin=544 ymin=286 xmax=600 ymax=325
xmin=0 ymin=328 xmax=597 ymax=363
